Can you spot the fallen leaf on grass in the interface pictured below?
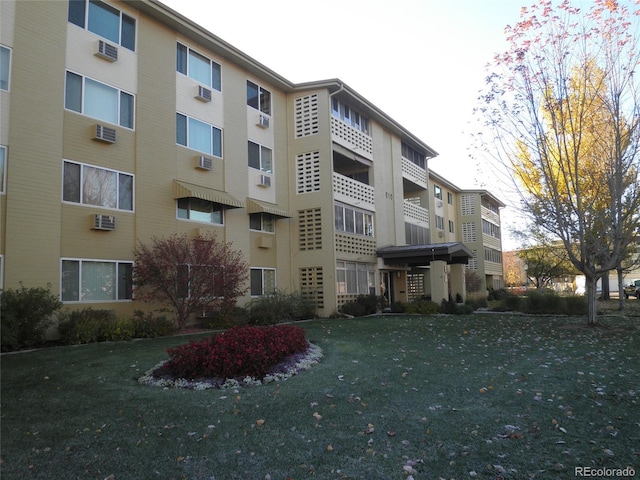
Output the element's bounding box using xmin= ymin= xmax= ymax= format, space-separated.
xmin=326 ymin=444 xmax=333 ymax=452
xmin=256 ymin=419 xmax=265 ymax=426
xmin=313 ymin=412 xmax=322 ymax=421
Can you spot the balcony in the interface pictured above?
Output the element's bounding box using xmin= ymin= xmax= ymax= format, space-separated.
xmin=331 ymin=116 xmax=373 ymax=159
xmin=402 ymin=157 xmax=427 ymax=188
xmin=481 ymin=205 xmax=500 ymax=224
xmin=404 ymin=199 xmax=429 ymax=226
xmin=333 ymin=172 xmax=375 ymax=211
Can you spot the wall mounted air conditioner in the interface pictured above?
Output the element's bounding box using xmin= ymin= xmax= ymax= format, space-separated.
xmin=257 ymin=174 xmax=271 ymax=187
xmin=436 ymin=200 xmax=443 ymax=208
xmin=437 ymin=230 xmax=445 ymax=238
xmin=92 ymin=214 xmax=116 ymax=231
xmin=93 ymin=124 xmax=116 ymax=143
xmin=95 ymin=40 xmax=118 ymax=62
xmin=257 ymin=114 xmax=270 ymax=128
xmin=196 ymin=156 xmax=213 ymax=171
xmin=195 ymin=85 xmax=212 ymax=102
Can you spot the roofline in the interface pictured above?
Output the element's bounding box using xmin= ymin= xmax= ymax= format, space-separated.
xmin=429 ymin=170 xmax=506 ymax=207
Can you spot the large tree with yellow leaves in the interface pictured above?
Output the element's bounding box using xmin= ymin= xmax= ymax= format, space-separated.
xmin=477 ymin=0 xmax=640 ymax=324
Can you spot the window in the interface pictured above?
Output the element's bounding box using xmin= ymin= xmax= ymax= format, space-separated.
xmin=405 ymin=222 xmax=428 ymax=245
xmin=63 ymin=160 xmax=133 ymax=210
xmin=247 ymin=80 xmax=271 ymax=115
xmin=250 ymin=213 xmax=275 ymax=233
xmin=176 ymin=264 xmax=224 ymax=299
xmin=482 ymin=219 xmax=501 ymax=238
xmin=61 ymin=259 xmax=132 ymax=302
xmin=68 ymin=0 xmax=136 ymax=51
xmin=434 ymin=185 xmax=442 ymax=200
xmin=435 ymin=215 xmax=445 ymax=230
xmin=449 ymin=220 xmax=455 ymax=233
xmin=248 ymin=141 xmax=272 ymax=173
xmin=336 ymin=261 xmax=375 ymax=295
xmin=65 ymin=71 xmax=134 ymax=128
xmin=331 ymin=98 xmax=369 ymax=134
xmin=401 ymin=142 xmax=426 ymax=169
xmin=447 ymin=192 xmax=454 ymax=205
xmin=334 ymin=203 xmax=374 ymax=236
xmin=176 ymin=113 xmax=222 ymax=157
xmin=251 ymin=268 xmax=276 ymax=296
xmin=0 ymin=146 xmax=5 ymax=194
xmin=176 ymin=43 xmax=221 ymax=91
xmin=0 ymin=45 xmax=10 ymax=91
xmin=484 ymin=247 xmax=503 ymax=264
xmin=177 ymin=198 xmax=223 ymax=224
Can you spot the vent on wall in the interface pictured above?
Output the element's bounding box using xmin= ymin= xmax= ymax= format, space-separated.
xmin=92 ymin=214 xmax=116 ymax=231
xmin=94 ymin=124 xmax=116 ymax=143
xmin=95 ymin=40 xmax=118 ymax=62
xmin=195 ymin=85 xmax=212 ymax=102
xmin=257 ymin=174 xmax=271 ymax=187
xmin=257 ymin=114 xmax=270 ymax=128
xmin=196 ymin=156 xmax=213 ymax=171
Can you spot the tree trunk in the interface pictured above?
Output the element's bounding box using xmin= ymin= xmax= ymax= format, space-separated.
xmin=585 ymin=275 xmax=598 ymax=325
xmin=601 ymin=273 xmax=610 ymax=300
xmin=617 ymin=267 xmax=625 ymax=311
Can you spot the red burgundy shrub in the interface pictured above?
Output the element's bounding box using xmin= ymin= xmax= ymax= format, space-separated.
xmin=162 ymin=325 xmax=308 ymax=380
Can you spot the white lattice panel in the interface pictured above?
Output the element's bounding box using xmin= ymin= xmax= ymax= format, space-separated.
xmin=295 ymin=94 xmax=319 ymax=137
xmin=296 ymin=152 xmax=321 ymax=194
xmin=331 ymin=117 xmax=373 ymax=156
xmin=332 ymin=173 xmax=375 ymax=209
xmin=402 ymin=157 xmax=427 ymax=185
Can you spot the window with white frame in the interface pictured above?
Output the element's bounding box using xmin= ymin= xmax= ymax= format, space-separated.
xmin=248 ymin=141 xmax=272 ymax=173
xmin=176 ymin=264 xmax=224 ymax=299
xmin=482 ymin=219 xmax=501 ymax=238
xmin=331 ymin=98 xmax=369 ymax=134
xmin=246 ymin=80 xmax=271 ymax=115
xmin=176 ymin=43 xmax=221 ymax=91
xmin=435 ymin=215 xmax=445 ymax=230
xmin=449 ymin=220 xmax=455 ymax=233
xmin=177 ymin=198 xmax=223 ymax=225
xmin=249 ymin=213 xmax=275 ymax=233
xmin=68 ymin=0 xmax=136 ymax=51
xmin=336 ymin=261 xmax=375 ymax=295
xmin=334 ymin=203 xmax=374 ymax=236
xmin=250 ymin=268 xmax=276 ymax=296
xmin=65 ymin=71 xmax=134 ymax=128
xmin=447 ymin=192 xmax=454 ymax=205
xmin=176 ymin=113 xmax=222 ymax=157
xmin=63 ymin=160 xmax=133 ymax=210
xmin=61 ymin=259 xmax=132 ymax=302
xmin=0 ymin=146 xmax=6 ymax=194
xmin=0 ymin=45 xmax=10 ymax=91
xmin=434 ymin=185 xmax=443 ymax=200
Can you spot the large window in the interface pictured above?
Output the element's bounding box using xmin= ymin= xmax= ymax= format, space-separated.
xmin=401 ymin=142 xmax=426 ymax=169
xmin=68 ymin=0 xmax=136 ymax=51
xmin=177 ymin=198 xmax=223 ymax=224
xmin=176 ymin=43 xmax=221 ymax=91
xmin=0 ymin=45 xmax=10 ymax=91
xmin=248 ymin=141 xmax=272 ymax=173
xmin=0 ymin=146 xmax=5 ymax=194
xmin=176 ymin=113 xmax=222 ymax=157
xmin=482 ymin=219 xmax=501 ymax=238
xmin=484 ymin=247 xmax=503 ymax=264
xmin=334 ymin=203 xmax=374 ymax=236
xmin=61 ymin=259 xmax=132 ymax=302
xmin=336 ymin=261 xmax=375 ymax=295
xmin=434 ymin=185 xmax=443 ymax=200
xmin=249 ymin=213 xmax=275 ymax=233
xmin=176 ymin=264 xmax=224 ymax=299
xmin=331 ymin=98 xmax=369 ymax=134
xmin=250 ymin=268 xmax=276 ymax=296
xmin=65 ymin=71 xmax=134 ymax=128
xmin=63 ymin=160 xmax=133 ymax=210
xmin=405 ymin=222 xmax=428 ymax=245
xmin=247 ymin=80 xmax=271 ymax=115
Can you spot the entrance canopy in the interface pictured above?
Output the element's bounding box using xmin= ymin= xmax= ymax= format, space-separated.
xmin=377 ymin=242 xmax=473 ymax=266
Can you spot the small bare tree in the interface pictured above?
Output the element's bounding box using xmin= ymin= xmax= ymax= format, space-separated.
xmin=133 ymin=233 xmax=248 ymax=330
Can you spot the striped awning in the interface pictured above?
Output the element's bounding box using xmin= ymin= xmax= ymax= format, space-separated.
xmin=246 ymin=198 xmax=292 ymax=218
xmin=173 ymin=180 xmax=243 ymax=208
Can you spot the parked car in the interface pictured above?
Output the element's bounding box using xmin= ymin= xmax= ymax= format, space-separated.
xmin=623 ymin=280 xmax=640 ymax=299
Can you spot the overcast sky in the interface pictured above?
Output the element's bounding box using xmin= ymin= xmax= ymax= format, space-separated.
xmin=158 ymin=0 xmax=541 ymax=248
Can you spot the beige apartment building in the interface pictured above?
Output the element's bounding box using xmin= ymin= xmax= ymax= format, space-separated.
xmin=0 ymin=0 xmax=503 ymax=320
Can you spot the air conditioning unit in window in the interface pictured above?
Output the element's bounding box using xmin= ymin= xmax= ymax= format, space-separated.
xmin=436 ymin=200 xmax=443 ymax=208
xmin=93 ymin=124 xmax=116 ymax=143
xmin=196 ymin=156 xmax=213 ymax=171
xmin=257 ymin=174 xmax=271 ymax=187
xmin=257 ymin=114 xmax=270 ymax=128
xmin=92 ymin=214 xmax=116 ymax=231
xmin=195 ymin=85 xmax=212 ymax=102
xmin=95 ymin=40 xmax=118 ymax=62
xmin=437 ymin=230 xmax=445 ymax=238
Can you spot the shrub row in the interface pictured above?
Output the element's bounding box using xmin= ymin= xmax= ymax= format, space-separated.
xmin=161 ymin=325 xmax=308 ymax=380
xmin=492 ymin=290 xmax=587 ymax=315
xmin=245 ymin=290 xmax=318 ymax=325
xmin=58 ymin=309 xmax=176 ymax=345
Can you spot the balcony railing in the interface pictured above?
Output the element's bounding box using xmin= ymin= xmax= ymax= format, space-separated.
xmin=333 ymin=172 xmax=375 ymax=210
xmin=481 ymin=205 xmax=500 ymax=224
xmin=331 ymin=116 xmax=373 ymax=158
xmin=403 ymin=199 xmax=429 ymax=226
xmin=402 ymin=157 xmax=427 ymax=187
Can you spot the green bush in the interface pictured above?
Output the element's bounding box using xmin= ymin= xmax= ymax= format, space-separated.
xmin=339 ymin=295 xmax=379 ymax=317
xmin=404 ymin=299 xmax=440 ymax=315
xmin=247 ymin=290 xmax=318 ymax=325
xmin=523 ymin=290 xmax=565 ymax=314
xmin=130 ymin=310 xmax=176 ymax=338
xmin=563 ymin=295 xmax=588 ymax=315
xmin=1 ymin=283 xmax=62 ymax=351
xmin=495 ymin=293 xmax=523 ymax=312
xmin=465 ymin=292 xmax=488 ymax=310
xmin=201 ymin=306 xmax=249 ymax=330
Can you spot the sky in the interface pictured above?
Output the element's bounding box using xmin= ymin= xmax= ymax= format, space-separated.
xmin=159 ymin=0 xmax=529 ymax=248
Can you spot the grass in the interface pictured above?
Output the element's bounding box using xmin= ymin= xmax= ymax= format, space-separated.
xmin=2 ymin=303 xmax=639 ymax=479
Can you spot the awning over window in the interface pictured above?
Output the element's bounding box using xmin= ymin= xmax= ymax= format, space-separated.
xmin=377 ymin=242 xmax=473 ymax=266
xmin=246 ymin=198 xmax=292 ymax=218
xmin=173 ymin=180 xmax=243 ymax=208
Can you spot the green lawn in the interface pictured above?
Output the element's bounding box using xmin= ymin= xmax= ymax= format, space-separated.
xmin=1 ymin=312 xmax=639 ymax=479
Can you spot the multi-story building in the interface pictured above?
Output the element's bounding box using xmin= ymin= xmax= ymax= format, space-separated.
xmin=0 ymin=0 xmax=503 ymax=320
